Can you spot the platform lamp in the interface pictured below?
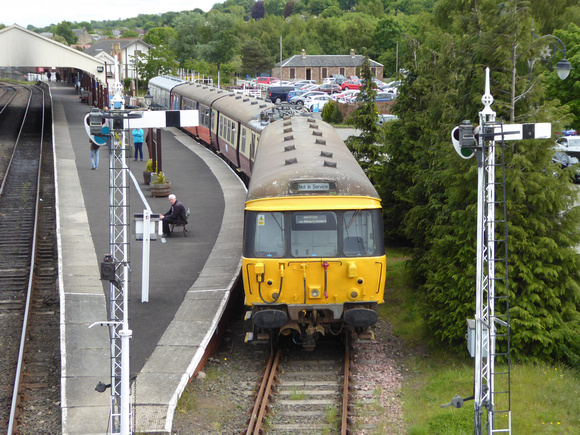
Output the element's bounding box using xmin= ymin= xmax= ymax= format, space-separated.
xmin=528 ymin=21 xmax=573 ymax=81
xmin=144 ymin=89 xmax=153 ymax=109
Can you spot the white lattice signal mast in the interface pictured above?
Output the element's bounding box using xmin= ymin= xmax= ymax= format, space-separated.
xmin=87 ymin=87 xmax=197 ymax=433
xmin=450 ymin=68 xmax=551 ymax=434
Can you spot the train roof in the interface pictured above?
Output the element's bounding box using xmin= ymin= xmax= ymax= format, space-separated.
xmin=148 ymin=75 xmax=187 ymax=92
xmin=247 ymin=116 xmax=379 ymax=201
xmin=173 ymin=83 xmax=280 ymax=130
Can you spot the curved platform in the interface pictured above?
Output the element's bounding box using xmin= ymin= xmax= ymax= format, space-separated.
xmin=51 ymin=83 xmax=245 ymax=434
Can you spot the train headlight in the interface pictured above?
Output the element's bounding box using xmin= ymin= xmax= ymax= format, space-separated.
xmin=348 ymin=289 xmax=359 ymax=301
xmin=310 ymin=288 xmax=320 ymax=298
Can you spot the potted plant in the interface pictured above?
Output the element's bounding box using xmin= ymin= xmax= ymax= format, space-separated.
xmin=150 ymin=171 xmax=171 ymax=197
xmin=143 ymin=159 xmax=155 ymax=184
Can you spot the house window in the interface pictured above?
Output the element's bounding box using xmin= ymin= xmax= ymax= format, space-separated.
xmin=340 ymin=68 xmax=345 ymax=76
xmin=322 ymin=68 xmax=327 ymax=78
xmin=290 ymin=68 xmax=295 ymax=79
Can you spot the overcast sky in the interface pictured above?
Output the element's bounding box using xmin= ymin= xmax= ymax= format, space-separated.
xmin=2 ymin=1 xmax=221 ymax=28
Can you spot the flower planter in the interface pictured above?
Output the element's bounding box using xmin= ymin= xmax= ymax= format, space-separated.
xmin=143 ymin=170 xmax=152 ymax=184
xmin=150 ymin=182 xmax=171 ymax=197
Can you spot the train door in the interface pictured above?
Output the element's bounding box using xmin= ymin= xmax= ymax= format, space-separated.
xmin=249 ymin=132 xmax=257 ymax=171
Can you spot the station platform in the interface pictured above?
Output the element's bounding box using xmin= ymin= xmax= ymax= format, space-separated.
xmin=51 ymin=83 xmax=246 ymax=434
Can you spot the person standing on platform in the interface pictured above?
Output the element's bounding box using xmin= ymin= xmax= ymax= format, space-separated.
xmin=132 ymin=127 xmax=144 ymax=161
xmin=90 ymin=140 xmax=100 ymax=170
xmin=160 ymin=194 xmax=187 ymax=238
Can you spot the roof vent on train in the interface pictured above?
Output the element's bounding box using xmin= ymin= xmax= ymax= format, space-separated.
xmin=323 ymin=160 xmax=337 ymax=168
xmin=251 ymin=101 xmax=258 ymax=105
xmin=283 ymin=127 xmax=293 ymax=133
xmin=312 ymin=130 xmax=323 ymax=137
xmin=307 ymin=118 xmax=316 ymax=123
xmin=321 ymin=150 xmax=333 ymax=158
xmin=283 ymin=121 xmax=292 ymax=127
xmin=309 ymin=123 xmax=319 ymax=129
xmin=284 ymin=145 xmax=296 ymax=152
xmin=259 ymin=104 xmax=267 ymax=108
xmin=243 ymin=98 xmax=250 ymax=102
xmin=235 ymin=95 xmax=242 ymax=99
xmin=315 ymin=138 xmax=327 ymax=145
xmin=210 ymin=88 xmax=216 ymax=92
xmin=285 ymin=157 xmax=298 ymax=165
xmin=284 ymin=135 xmax=294 ymax=141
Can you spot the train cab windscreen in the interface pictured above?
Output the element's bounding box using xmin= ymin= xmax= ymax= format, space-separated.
xmin=247 ymin=209 xmax=383 ymax=258
xmin=291 ymin=212 xmax=337 ymax=257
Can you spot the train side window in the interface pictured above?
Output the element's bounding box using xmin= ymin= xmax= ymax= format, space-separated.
xmin=241 ymin=129 xmax=247 ymax=153
xmin=291 ymin=212 xmax=337 ymax=257
xmin=343 ymin=211 xmax=374 ymax=256
xmin=254 ymin=212 xmax=285 ymax=257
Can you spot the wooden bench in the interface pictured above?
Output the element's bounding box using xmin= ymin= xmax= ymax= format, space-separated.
xmin=170 ymin=208 xmax=190 ymax=237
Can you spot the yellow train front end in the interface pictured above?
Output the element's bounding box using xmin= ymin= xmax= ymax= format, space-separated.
xmin=243 ymin=195 xmax=386 ymax=347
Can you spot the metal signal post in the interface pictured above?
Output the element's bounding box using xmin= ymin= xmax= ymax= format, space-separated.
xmin=449 ymin=68 xmax=551 ymax=434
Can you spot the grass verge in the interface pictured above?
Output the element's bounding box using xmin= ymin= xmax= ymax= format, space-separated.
xmin=382 ymin=247 xmax=580 ymax=434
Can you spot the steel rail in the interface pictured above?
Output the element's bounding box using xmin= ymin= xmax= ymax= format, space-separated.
xmin=7 ymin=85 xmax=46 ymax=434
xmin=0 ymin=83 xmax=19 ymax=116
xmin=0 ymin=85 xmax=23 ymax=197
xmin=246 ymin=348 xmax=282 ymax=435
xmin=342 ymin=332 xmax=351 ymax=434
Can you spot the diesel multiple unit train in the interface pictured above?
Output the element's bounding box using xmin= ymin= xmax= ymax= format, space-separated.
xmin=148 ymin=75 xmax=387 ymax=347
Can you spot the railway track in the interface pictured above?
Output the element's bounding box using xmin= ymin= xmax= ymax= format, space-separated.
xmin=245 ymin=333 xmax=386 ymax=434
xmin=0 ymin=83 xmax=60 ymax=434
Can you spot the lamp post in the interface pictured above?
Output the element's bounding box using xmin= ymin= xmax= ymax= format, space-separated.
xmin=528 ymin=22 xmax=573 ymax=81
xmin=510 ymin=22 xmax=573 ymax=123
xmin=144 ymin=89 xmax=153 ymax=110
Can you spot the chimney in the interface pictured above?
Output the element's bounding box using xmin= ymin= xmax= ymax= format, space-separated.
xmin=350 ymin=49 xmax=355 ymax=57
xmin=301 ymin=49 xmax=306 ymax=58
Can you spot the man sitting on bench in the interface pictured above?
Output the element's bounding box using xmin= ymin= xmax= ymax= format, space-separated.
xmin=160 ymin=194 xmax=187 ymax=238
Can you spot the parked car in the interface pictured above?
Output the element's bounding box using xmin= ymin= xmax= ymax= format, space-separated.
xmin=289 ymin=90 xmax=326 ymax=106
xmin=552 ymin=152 xmax=580 ymax=183
xmin=377 ymin=114 xmax=399 ymax=125
xmin=332 ymin=89 xmax=359 ymax=102
xmin=556 ymin=129 xmax=577 ymax=137
xmin=300 ymin=84 xmax=319 ymax=91
xmin=268 ymin=85 xmax=296 ymax=103
xmin=317 ymin=83 xmax=342 ymax=94
xmin=293 ymin=80 xmax=317 ymax=88
xmin=340 ymin=80 xmax=363 ymax=90
xmin=256 ymin=76 xmax=280 ymax=87
xmin=287 ymin=89 xmax=309 ymax=102
xmin=305 ymin=95 xmax=332 ymax=112
xmin=376 ymin=91 xmax=397 ymax=102
xmin=555 ymin=136 xmax=580 ymax=157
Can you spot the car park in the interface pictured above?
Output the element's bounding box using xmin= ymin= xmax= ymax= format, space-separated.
xmin=318 ymin=83 xmax=342 ymax=94
xmin=289 ymin=90 xmax=326 ymax=105
xmin=268 ymin=85 xmax=296 ymax=103
xmin=305 ymin=95 xmax=332 ymax=112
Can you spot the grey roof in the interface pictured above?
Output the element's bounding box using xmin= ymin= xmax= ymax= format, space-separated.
xmin=84 ymin=38 xmax=150 ymax=56
xmin=277 ymin=54 xmax=382 ymax=68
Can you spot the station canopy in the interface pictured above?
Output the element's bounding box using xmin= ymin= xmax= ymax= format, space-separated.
xmin=0 ymin=24 xmax=105 ymax=82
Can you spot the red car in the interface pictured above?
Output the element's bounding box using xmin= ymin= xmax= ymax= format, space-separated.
xmin=340 ymin=80 xmax=363 ymax=90
xmin=256 ymin=77 xmax=280 ymax=87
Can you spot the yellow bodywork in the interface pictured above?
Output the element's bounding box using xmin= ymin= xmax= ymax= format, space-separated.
xmin=243 ymin=255 xmax=386 ymax=307
xmin=243 ymin=195 xmax=386 ymax=311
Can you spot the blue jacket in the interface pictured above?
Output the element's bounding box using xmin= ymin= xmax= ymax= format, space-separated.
xmin=132 ymin=128 xmax=144 ymax=144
